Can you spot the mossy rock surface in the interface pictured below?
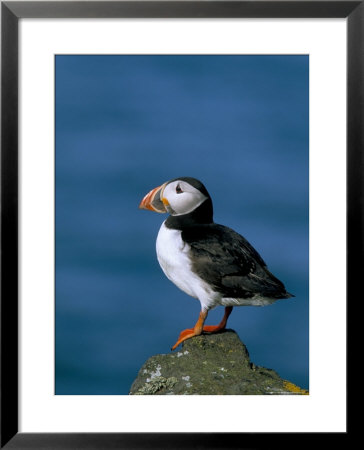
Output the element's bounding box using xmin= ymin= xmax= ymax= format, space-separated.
xmin=129 ymin=330 xmax=308 ymax=395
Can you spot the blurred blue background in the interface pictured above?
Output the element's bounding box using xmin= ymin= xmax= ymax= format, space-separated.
xmin=55 ymin=55 xmax=309 ymax=394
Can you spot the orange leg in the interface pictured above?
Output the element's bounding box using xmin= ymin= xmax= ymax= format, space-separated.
xmin=171 ymin=309 xmax=207 ymax=351
xmin=202 ymin=306 xmax=233 ymax=333
xmin=171 ymin=306 xmax=233 ymax=351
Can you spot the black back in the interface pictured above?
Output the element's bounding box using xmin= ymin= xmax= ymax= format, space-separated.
xmin=181 ymin=224 xmax=292 ymax=300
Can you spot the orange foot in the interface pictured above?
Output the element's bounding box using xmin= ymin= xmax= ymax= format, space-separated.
xmin=171 ymin=306 xmax=233 ymax=350
xmin=202 ymin=324 xmax=225 ymax=333
xmin=171 ymin=328 xmax=197 ymax=351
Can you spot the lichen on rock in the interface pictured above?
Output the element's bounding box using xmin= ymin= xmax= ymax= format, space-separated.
xmin=134 ymin=376 xmax=178 ymax=395
xmin=129 ymin=330 xmax=307 ymax=395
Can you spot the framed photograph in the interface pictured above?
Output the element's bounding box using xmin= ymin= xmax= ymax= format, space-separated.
xmin=1 ymin=1 xmax=355 ymax=447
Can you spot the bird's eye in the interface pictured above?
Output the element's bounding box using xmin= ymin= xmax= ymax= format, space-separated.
xmin=176 ymin=184 xmax=183 ymax=194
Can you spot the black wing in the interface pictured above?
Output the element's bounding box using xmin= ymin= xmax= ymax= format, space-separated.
xmin=181 ymin=224 xmax=291 ymax=300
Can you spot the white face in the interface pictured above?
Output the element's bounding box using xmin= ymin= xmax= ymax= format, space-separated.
xmin=161 ymin=180 xmax=208 ymax=216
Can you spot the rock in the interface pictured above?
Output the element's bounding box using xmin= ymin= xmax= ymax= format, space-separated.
xmin=129 ymin=329 xmax=308 ymax=395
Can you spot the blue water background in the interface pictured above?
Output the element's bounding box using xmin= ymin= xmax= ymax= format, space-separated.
xmin=55 ymin=55 xmax=309 ymax=394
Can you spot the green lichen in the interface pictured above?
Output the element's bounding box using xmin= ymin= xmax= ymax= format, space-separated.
xmin=134 ymin=376 xmax=178 ymax=395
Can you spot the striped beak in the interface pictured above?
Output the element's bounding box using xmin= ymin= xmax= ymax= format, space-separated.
xmin=139 ymin=183 xmax=167 ymax=213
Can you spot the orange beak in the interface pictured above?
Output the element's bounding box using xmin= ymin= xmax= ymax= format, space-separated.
xmin=139 ymin=183 xmax=167 ymax=213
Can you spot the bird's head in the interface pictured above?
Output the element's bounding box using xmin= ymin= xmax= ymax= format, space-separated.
xmin=139 ymin=177 xmax=213 ymax=221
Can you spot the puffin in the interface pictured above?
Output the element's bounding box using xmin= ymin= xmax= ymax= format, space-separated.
xmin=139 ymin=177 xmax=293 ymax=350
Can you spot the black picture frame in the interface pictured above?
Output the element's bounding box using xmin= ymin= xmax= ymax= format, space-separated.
xmin=1 ymin=1 xmax=356 ymax=448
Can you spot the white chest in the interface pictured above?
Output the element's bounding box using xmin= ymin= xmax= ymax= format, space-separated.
xmin=155 ymin=222 xmax=216 ymax=307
